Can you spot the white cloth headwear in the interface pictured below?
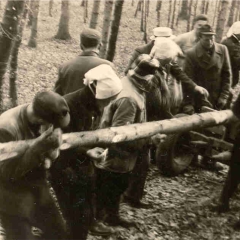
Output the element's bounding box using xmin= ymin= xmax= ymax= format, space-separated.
xmin=227 ymin=21 xmax=240 ymax=37
xmin=150 ymin=37 xmax=183 ymax=60
xmin=84 ymin=64 xmax=122 ymax=99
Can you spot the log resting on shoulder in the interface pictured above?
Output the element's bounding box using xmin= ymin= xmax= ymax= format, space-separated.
xmin=0 ymin=110 xmax=236 ymax=162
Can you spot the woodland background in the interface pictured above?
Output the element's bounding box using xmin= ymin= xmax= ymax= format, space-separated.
xmin=0 ymin=0 xmax=240 ymax=240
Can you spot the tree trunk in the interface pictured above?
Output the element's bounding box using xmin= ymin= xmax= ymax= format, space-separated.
xmin=143 ymin=0 xmax=148 ymax=43
xmin=28 ymin=0 xmax=40 ymax=48
xmin=178 ymin=0 xmax=189 ymax=20
xmin=9 ymin=0 xmax=29 ymax=107
xmin=27 ymin=0 xmax=34 ymax=27
xmin=0 ymin=0 xmax=25 ymax=111
xmin=81 ymin=0 xmax=85 ymax=7
xmin=84 ymin=0 xmax=88 ymax=23
xmin=167 ymin=0 xmax=172 ymax=27
xmin=106 ymin=0 xmax=124 ymax=61
xmin=187 ymin=0 xmax=193 ymax=31
xmin=49 ymin=0 xmax=53 ymax=17
xmin=140 ymin=0 xmax=144 ymax=31
xmin=100 ymin=0 xmax=114 ymax=59
xmin=201 ymin=0 xmax=205 ymax=14
xmin=89 ymin=0 xmax=101 ymax=29
xmin=156 ymin=0 xmax=162 ymax=27
xmin=134 ymin=0 xmax=142 ymax=17
xmin=215 ymin=0 xmax=230 ymax=43
xmin=132 ymin=0 xmax=134 ymax=6
xmin=176 ymin=0 xmax=182 ymax=26
xmin=212 ymin=0 xmax=219 ymax=27
xmin=205 ymin=0 xmax=209 ymax=14
xmin=146 ymin=0 xmax=150 ymax=17
xmin=55 ymin=0 xmax=71 ymax=40
xmin=171 ymin=0 xmax=177 ymax=29
xmin=0 ymin=110 xmax=235 ymax=162
xmin=193 ymin=0 xmax=198 ymax=19
xmin=228 ymin=0 xmax=237 ymax=26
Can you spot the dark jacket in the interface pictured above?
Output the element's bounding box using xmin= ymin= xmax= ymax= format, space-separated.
xmin=0 ymin=105 xmax=52 ymax=219
xmin=184 ymin=42 xmax=232 ymax=106
xmin=55 ymin=51 xmax=111 ymax=95
xmin=221 ymin=35 xmax=240 ymax=87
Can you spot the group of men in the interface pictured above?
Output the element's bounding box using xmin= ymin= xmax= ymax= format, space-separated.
xmin=0 ymin=13 xmax=240 ymax=240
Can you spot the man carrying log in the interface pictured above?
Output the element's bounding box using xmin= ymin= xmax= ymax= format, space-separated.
xmin=87 ymin=56 xmax=165 ymax=227
xmin=0 ymin=91 xmax=70 ymax=239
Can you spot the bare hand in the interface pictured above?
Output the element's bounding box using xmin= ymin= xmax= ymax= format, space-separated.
xmin=87 ymin=147 xmax=107 ymax=162
xmin=194 ymin=86 xmax=209 ymax=98
xmin=151 ymin=133 xmax=167 ymax=146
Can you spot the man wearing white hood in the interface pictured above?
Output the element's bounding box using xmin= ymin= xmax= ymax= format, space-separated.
xmin=221 ymin=21 xmax=240 ymax=88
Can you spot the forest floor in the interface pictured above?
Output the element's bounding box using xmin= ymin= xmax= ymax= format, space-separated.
xmin=0 ymin=1 xmax=240 ymax=239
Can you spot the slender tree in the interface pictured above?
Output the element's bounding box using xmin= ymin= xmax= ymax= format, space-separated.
xmin=146 ymin=0 xmax=150 ymax=17
xmin=193 ymin=0 xmax=198 ymax=19
xmin=205 ymin=0 xmax=209 ymax=14
xmin=28 ymin=0 xmax=40 ymax=47
xmin=187 ymin=0 xmax=193 ymax=31
xmin=171 ymin=0 xmax=177 ymax=29
xmin=143 ymin=0 xmax=148 ymax=43
xmin=167 ymin=0 xmax=172 ymax=27
xmin=212 ymin=0 xmax=219 ymax=27
xmin=178 ymin=0 xmax=189 ymax=20
xmin=0 ymin=0 xmax=25 ymax=111
xmin=176 ymin=0 xmax=182 ymax=26
xmin=100 ymin=0 xmax=114 ymax=58
xmin=134 ymin=0 xmax=142 ymax=17
xmin=201 ymin=0 xmax=205 ymax=14
xmin=84 ymin=0 xmax=88 ymax=23
xmin=49 ymin=0 xmax=53 ymax=17
xmin=156 ymin=0 xmax=162 ymax=27
xmin=235 ymin=1 xmax=240 ymax=22
xmin=27 ymin=0 xmax=34 ymax=27
xmin=55 ymin=0 xmax=71 ymax=40
xmin=9 ymin=1 xmax=29 ymax=107
xmin=216 ymin=0 xmax=230 ymax=42
xmin=228 ymin=0 xmax=237 ymax=26
xmin=81 ymin=0 xmax=85 ymax=7
xmin=89 ymin=0 xmax=101 ymax=29
xmin=140 ymin=0 xmax=144 ymax=31
xmin=106 ymin=0 xmax=124 ymax=61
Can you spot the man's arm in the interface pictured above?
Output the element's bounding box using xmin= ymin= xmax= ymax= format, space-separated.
xmin=124 ymin=50 xmax=141 ymax=75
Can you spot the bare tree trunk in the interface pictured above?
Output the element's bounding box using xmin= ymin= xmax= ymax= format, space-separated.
xmin=171 ymin=0 xmax=177 ymax=29
xmin=216 ymin=0 xmax=230 ymax=43
xmin=0 ymin=0 xmax=25 ymax=111
xmin=49 ymin=0 xmax=53 ymax=17
xmin=143 ymin=0 xmax=148 ymax=43
xmin=134 ymin=0 xmax=142 ymax=17
xmin=84 ymin=0 xmax=88 ymax=23
xmin=146 ymin=0 xmax=150 ymax=17
xmin=167 ymin=0 xmax=172 ymax=27
xmin=90 ymin=0 xmax=101 ymax=28
xmin=28 ymin=0 xmax=40 ymax=48
xmin=140 ymin=0 xmax=144 ymax=31
xmin=201 ymin=0 xmax=205 ymax=13
xmin=100 ymin=0 xmax=114 ymax=58
xmin=81 ymin=0 xmax=85 ymax=7
xmin=205 ymin=0 xmax=209 ymax=14
xmin=27 ymin=0 xmax=34 ymax=27
xmin=235 ymin=1 xmax=240 ymax=22
xmin=55 ymin=0 xmax=71 ymax=40
xmin=228 ymin=0 xmax=237 ymax=26
xmin=156 ymin=0 xmax=162 ymax=27
xmin=187 ymin=0 xmax=193 ymax=31
xmin=178 ymin=0 xmax=189 ymax=20
xmin=9 ymin=1 xmax=29 ymax=107
xmin=0 ymin=110 xmax=234 ymax=161
xmin=106 ymin=0 xmax=124 ymax=61
xmin=212 ymin=0 xmax=219 ymax=27
xmin=176 ymin=0 xmax=182 ymax=26
xmin=193 ymin=0 xmax=198 ymax=19
xmin=132 ymin=0 xmax=134 ymax=6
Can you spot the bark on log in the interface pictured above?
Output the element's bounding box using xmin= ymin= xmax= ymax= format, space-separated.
xmin=0 ymin=110 xmax=235 ymax=162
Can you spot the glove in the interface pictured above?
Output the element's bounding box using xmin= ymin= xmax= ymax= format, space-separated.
xmin=216 ymin=98 xmax=227 ymax=110
xmin=194 ymin=86 xmax=209 ymax=98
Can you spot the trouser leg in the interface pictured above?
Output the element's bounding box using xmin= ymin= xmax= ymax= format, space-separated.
xmin=124 ymin=152 xmax=150 ymax=202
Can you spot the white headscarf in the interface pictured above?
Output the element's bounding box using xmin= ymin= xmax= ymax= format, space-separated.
xmin=227 ymin=21 xmax=240 ymax=37
xmin=150 ymin=37 xmax=183 ymax=60
xmin=84 ymin=64 xmax=122 ymax=99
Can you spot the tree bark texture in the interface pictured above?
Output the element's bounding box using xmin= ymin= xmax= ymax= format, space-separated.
xmin=134 ymin=0 xmax=142 ymax=17
xmin=201 ymin=0 xmax=205 ymax=14
xmin=187 ymin=0 xmax=193 ymax=31
xmin=27 ymin=0 xmax=34 ymax=26
xmin=156 ymin=0 xmax=162 ymax=27
xmin=143 ymin=0 xmax=148 ymax=43
xmin=9 ymin=0 xmax=29 ymax=107
xmin=193 ymin=0 xmax=198 ymax=19
xmin=140 ymin=0 xmax=144 ymax=31
xmin=28 ymin=0 xmax=40 ymax=48
xmin=0 ymin=110 xmax=235 ymax=162
xmin=205 ymin=0 xmax=209 ymax=14
xmin=216 ymin=0 xmax=230 ymax=43
xmin=228 ymin=0 xmax=237 ymax=26
xmin=100 ymin=0 xmax=114 ymax=58
xmin=106 ymin=0 xmax=124 ymax=62
xmin=55 ymin=0 xmax=71 ymax=40
xmin=212 ymin=0 xmax=219 ymax=27
xmin=84 ymin=0 xmax=88 ymax=23
xmin=89 ymin=0 xmax=101 ymax=29
xmin=167 ymin=0 xmax=172 ymax=27
xmin=49 ymin=0 xmax=53 ymax=17
xmin=0 ymin=0 xmax=25 ymax=112
xmin=178 ymin=0 xmax=189 ymax=20
xmin=171 ymin=0 xmax=177 ymax=29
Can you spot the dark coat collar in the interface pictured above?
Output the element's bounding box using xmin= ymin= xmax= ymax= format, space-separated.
xmin=79 ymin=50 xmax=100 ymax=57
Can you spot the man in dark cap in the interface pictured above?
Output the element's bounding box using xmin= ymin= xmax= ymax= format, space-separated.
xmin=0 ymin=90 xmax=70 ymax=239
xmin=54 ymin=28 xmax=112 ymax=95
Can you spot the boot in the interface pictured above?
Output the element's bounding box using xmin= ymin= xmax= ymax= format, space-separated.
xmin=104 ymin=214 xmax=136 ymax=228
xmin=89 ymin=220 xmax=114 ymax=236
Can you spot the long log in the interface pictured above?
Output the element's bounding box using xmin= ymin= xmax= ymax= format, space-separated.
xmin=0 ymin=110 xmax=236 ymax=161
